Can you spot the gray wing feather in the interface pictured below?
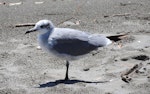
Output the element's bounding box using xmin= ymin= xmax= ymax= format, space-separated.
xmin=48 ymin=28 xmax=112 ymax=47
xmin=88 ymin=34 xmax=112 ymax=46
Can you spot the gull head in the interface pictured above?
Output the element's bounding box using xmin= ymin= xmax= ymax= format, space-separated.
xmin=25 ymin=20 xmax=54 ymax=34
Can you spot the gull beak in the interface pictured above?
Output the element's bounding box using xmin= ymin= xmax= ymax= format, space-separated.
xmin=25 ymin=27 xmax=37 ymax=34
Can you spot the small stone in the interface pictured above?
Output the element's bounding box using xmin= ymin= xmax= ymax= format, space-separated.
xmin=37 ymin=46 xmax=41 ymax=50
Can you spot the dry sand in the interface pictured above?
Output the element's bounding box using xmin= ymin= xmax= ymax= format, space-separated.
xmin=0 ymin=0 xmax=150 ymax=94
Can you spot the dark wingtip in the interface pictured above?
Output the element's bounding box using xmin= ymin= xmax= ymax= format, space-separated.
xmin=107 ymin=33 xmax=128 ymax=42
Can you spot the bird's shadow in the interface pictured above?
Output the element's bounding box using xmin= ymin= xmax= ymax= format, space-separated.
xmin=38 ymin=79 xmax=108 ymax=88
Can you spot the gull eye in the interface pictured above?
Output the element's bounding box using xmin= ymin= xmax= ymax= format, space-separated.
xmin=40 ymin=25 xmax=44 ymax=28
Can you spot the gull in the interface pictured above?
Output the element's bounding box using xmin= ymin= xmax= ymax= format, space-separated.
xmin=25 ymin=20 xmax=112 ymax=81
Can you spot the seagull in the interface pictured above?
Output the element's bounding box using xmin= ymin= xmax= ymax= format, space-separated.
xmin=25 ymin=20 xmax=112 ymax=81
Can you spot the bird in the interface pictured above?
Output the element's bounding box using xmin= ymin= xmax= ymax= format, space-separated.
xmin=25 ymin=19 xmax=112 ymax=82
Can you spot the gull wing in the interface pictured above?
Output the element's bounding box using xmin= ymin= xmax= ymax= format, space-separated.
xmin=48 ymin=28 xmax=97 ymax=56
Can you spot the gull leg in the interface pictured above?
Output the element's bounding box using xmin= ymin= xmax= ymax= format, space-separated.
xmin=64 ymin=60 xmax=69 ymax=80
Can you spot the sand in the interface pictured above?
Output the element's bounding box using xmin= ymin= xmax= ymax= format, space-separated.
xmin=0 ymin=0 xmax=150 ymax=94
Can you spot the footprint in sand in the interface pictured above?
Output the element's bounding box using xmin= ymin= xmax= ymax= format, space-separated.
xmin=121 ymin=54 xmax=149 ymax=61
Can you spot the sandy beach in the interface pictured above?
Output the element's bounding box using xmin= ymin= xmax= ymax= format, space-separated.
xmin=0 ymin=0 xmax=150 ymax=94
